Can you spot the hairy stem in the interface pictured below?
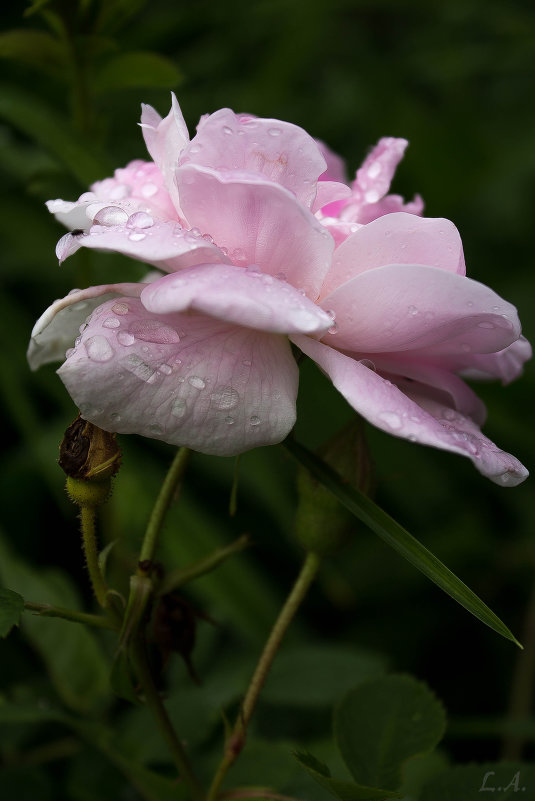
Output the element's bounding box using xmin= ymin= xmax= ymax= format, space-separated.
xmin=158 ymin=535 xmax=250 ymax=596
xmin=207 ymin=552 xmax=321 ymax=801
xmin=24 ymin=602 xmax=117 ymax=630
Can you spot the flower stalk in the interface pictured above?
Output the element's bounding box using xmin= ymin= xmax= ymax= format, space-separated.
xmin=207 ymin=551 xmax=321 ymax=801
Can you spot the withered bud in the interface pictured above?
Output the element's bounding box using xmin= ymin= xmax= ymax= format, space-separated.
xmin=59 ymin=415 xmax=121 ymax=481
xmin=59 ymin=415 xmax=121 ymax=507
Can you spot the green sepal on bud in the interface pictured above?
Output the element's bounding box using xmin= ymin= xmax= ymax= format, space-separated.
xmin=295 ymin=419 xmax=373 ymax=557
xmin=59 ymin=415 xmax=121 ymax=507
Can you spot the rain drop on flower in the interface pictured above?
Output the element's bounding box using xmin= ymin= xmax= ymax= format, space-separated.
xmin=85 ymin=335 xmax=113 ymax=362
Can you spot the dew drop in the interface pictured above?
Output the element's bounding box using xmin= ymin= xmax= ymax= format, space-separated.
xmin=242 ymin=359 xmax=252 ymax=367
xmin=477 ymin=321 xmax=495 ymax=329
xmin=364 ymin=189 xmax=380 ymax=203
xmin=112 ymin=302 xmax=129 ymax=315
xmin=103 ymin=317 xmax=120 ymax=329
xmin=123 ymin=354 xmax=156 ymax=382
xmin=222 ymin=125 xmax=233 ymax=135
xmin=359 ymin=358 xmax=376 ymax=371
xmin=65 ymin=347 xmax=75 ymax=359
xmin=86 ymin=335 xmax=113 ymax=362
xmin=188 ymin=376 xmax=206 ymax=390
xmin=73 ymin=301 xmax=88 ymax=311
xmin=210 ymin=386 xmax=239 ymax=410
xmin=378 ymin=411 xmax=403 ymax=430
xmin=110 ymin=412 xmax=121 ymax=423
xmin=171 ymin=398 xmax=187 ymax=418
xmin=268 ymin=127 xmax=282 ymax=136
xmin=225 ymin=416 xmax=235 ymax=425
xmin=367 ymin=162 xmax=382 ymax=179
xmin=149 ymin=423 xmax=164 ymax=436
xmin=93 ymin=206 xmax=129 ymax=226
xmin=128 ymin=232 xmax=146 ymax=241
xmin=129 ymin=319 xmax=180 ymax=344
xmin=442 ymin=408 xmax=458 ymax=421
xmin=141 ymin=183 xmax=158 ymax=198
xmin=250 ymin=415 xmax=261 ymax=426
xmin=407 ymin=305 xmax=419 ymax=317
xmin=159 ymin=363 xmax=173 ymax=375
xmin=117 ymin=331 xmax=135 ymax=346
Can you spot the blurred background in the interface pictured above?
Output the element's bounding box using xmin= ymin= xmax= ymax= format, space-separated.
xmin=0 ymin=1 xmax=534 ymax=798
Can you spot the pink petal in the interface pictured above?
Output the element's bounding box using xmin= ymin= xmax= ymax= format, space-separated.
xmin=349 ymin=193 xmax=424 ymax=225
xmin=311 ymin=181 xmax=352 ymax=214
xmin=176 ymin=164 xmax=334 ymax=298
xmin=457 ymin=336 xmax=532 ymax=384
xmin=140 ymin=93 xmax=189 ymax=214
xmin=58 ymin=298 xmax=298 ymax=456
xmin=292 ymin=335 xmax=528 ymax=486
xmin=70 ymin=217 xmax=230 ymax=272
xmin=354 ymin=137 xmax=409 ymax=204
xmin=28 ymin=283 xmax=143 ymax=370
xmin=320 ymin=264 xmax=519 ymax=355
xmin=180 ymin=108 xmax=327 ymax=208
xmin=316 ymin=139 xmax=347 ymax=183
xmin=140 ymin=264 xmax=333 ymax=334
xmin=320 ymin=213 xmax=465 ymax=298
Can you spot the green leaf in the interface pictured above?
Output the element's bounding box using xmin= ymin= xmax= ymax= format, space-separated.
xmin=420 ymin=762 xmax=535 ymax=800
xmin=334 ymin=675 xmax=446 ymax=791
xmin=0 ymin=588 xmax=24 ymax=637
xmin=0 ymin=83 xmax=111 ymax=184
xmin=94 ymin=51 xmax=182 ymax=93
xmin=284 ymin=438 xmax=521 ymax=646
xmin=294 ymin=751 xmax=400 ymax=801
xmin=0 ymin=529 xmax=110 ymax=713
xmin=263 ymin=644 xmax=387 ymax=707
xmin=0 ymin=29 xmax=64 ymax=74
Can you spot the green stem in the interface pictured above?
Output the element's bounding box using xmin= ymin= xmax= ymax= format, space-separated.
xmin=158 ymin=535 xmax=250 ymax=596
xmin=80 ymin=505 xmax=109 ymax=609
xmin=131 ymin=638 xmax=205 ymax=801
xmin=138 ymin=448 xmax=191 ymax=569
xmin=24 ymin=602 xmax=117 ymax=630
xmin=207 ymin=552 xmax=321 ymax=801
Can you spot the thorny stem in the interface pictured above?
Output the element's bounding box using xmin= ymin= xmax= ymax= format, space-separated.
xmin=207 ymin=552 xmax=321 ymax=801
xmin=131 ymin=638 xmax=205 ymax=801
xmin=138 ymin=447 xmax=191 ymax=570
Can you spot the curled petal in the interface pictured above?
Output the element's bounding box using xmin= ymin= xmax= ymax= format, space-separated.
xmin=348 ymin=192 xmax=424 ymax=225
xmin=71 ymin=218 xmax=230 ymax=272
xmin=141 ymin=264 xmax=334 ymax=334
xmin=316 ymin=139 xmax=347 ymax=183
xmin=321 ymin=213 xmax=465 ymax=298
xmin=320 ymin=263 xmax=520 ymax=355
xmin=28 ymin=283 xmax=143 ymax=370
xmin=180 ymin=108 xmax=327 ymax=207
xmin=292 ymin=335 xmax=528 ymax=486
xmin=177 ymin=164 xmax=334 ymax=298
xmin=311 ymin=181 xmax=352 ymax=214
xmin=354 ymin=137 xmax=409 ymax=203
xmin=457 ymin=336 xmax=532 ymax=385
xmin=140 ymin=93 xmax=189 ymax=215
xmin=58 ymin=298 xmax=298 ymax=456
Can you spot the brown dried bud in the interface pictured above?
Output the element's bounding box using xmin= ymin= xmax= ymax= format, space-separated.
xmin=59 ymin=415 xmax=121 ymax=481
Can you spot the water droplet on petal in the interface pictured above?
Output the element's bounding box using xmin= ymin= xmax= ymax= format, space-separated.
xmin=129 ymin=232 xmax=146 ymax=241
xmin=93 ymin=206 xmax=129 ymax=226
xmin=442 ymin=408 xmax=458 ymax=421
xmin=407 ymin=305 xmax=419 ymax=317
xmin=210 ymin=386 xmax=239 ymax=410
xmin=188 ymin=376 xmax=206 ymax=390
xmin=222 ymin=125 xmax=233 ymax=135
xmin=250 ymin=415 xmax=261 ymax=426
xmin=129 ymin=319 xmax=180 ymax=344
xmin=65 ymin=347 xmax=75 ymax=359
xmin=110 ymin=412 xmax=121 ymax=423
xmin=367 ymin=162 xmax=382 ymax=179
xmin=141 ymin=183 xmax=158 ymax=198
xmin=378 ymin=411 xmax=403 ymax=430
xmin=358 ymin=358 xmax=376 ymax=371
xmin=477 ymin=321 xmax=495 ymax=329
xmin=171 ymin=398 xmax=187 ymax=418
xmin=159 ymin=363 xmax=173 ymax=375
xmin=242 ymin=359 xmax=252 ymax=367
xmin=268 ymin=127 xmax=282 ymax=136
xmin=365 ymin=189 xmax=380 ymax=203
xmin=149 ymin=423 xmax=164 ymax=435
xmin=117 ymin=331 xmax=135 ymax=346
xmin=225 ymin=416 xmax=235 ymax=425
xmin=86 ymin=335 xmax=114 ymax=362
xmin=103 ymin=317 xmax=120 ymax=329
xmin=112 ymin=302 xmax=129 ymax=315
xmin=110 ymin=184 xmax=130 ymax=200
xmin=127 ymin=211 xmax=154 ymax=229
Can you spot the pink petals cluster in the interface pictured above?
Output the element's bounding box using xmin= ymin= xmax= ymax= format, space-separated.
xmin=29 ymin=95 xmax=530 ymax=485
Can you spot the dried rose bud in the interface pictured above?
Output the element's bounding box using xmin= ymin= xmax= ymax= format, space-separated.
xmin=59 ymin=415 xmax=121 ymax=506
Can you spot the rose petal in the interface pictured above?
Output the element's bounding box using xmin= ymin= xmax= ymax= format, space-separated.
xmin=73 ymin=218 xmax=230 ymax=272
xmin=141 ymin=264 xmax=334 ymax=334
xmin=320 ymin=263 xmax=520 ymax=355
xmin=176 ymin=164 xmax=334 ymax=298
xmin=140 ymin=93 xmax=189 ymax=214
xmin=354 ymin=137 xmax=409 ymax=204
xmin=457 ymin=336 xmax=532 ymax=385
xmin=320 ymin=213 xmax=465 ymax=298
xmin=347 ymin=192 xmax=424 ymax=225
xmin=292 ymin=335 xmax=528 ymax=486
xmin=58 ymin=298 xmax=298 ymax=456
xmin=316 ymin=139 xmax=347 ymax=183
xmin=311 ymin=181 xmax=352 ymax=214
xmin=180 ymin=108 xmax=327 ymax=207
xmin=28 ymin=283 xmax=143 ymax=370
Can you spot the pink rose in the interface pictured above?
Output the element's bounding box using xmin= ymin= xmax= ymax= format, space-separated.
xmin=29 ymin=95 xmax=530 ymax=485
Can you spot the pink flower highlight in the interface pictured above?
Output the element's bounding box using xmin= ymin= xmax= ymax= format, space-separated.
xmin=30 ymin=95 xmax=530 ymax=485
